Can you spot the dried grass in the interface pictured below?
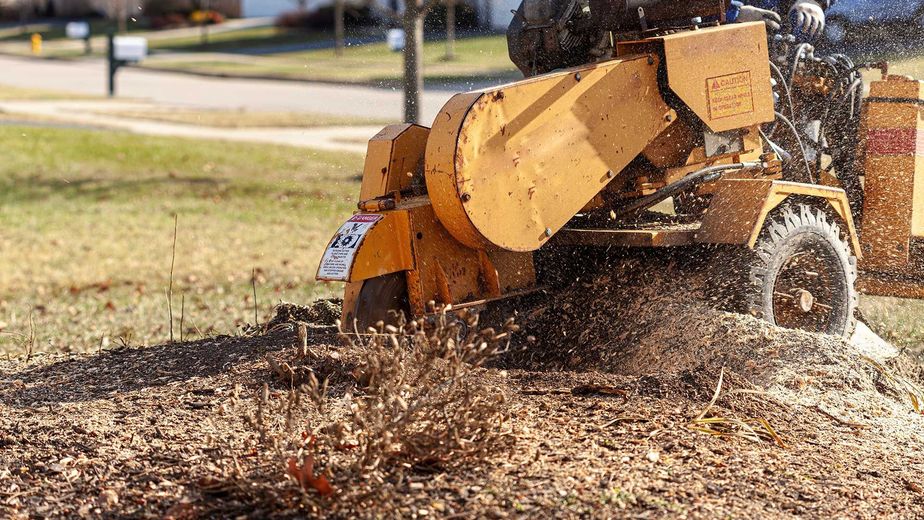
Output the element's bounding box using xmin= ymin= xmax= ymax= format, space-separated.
xmin=225 ymin=308 xmax=517 ymax=513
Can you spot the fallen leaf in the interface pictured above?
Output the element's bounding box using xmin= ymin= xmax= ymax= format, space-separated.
xmin=287 ymin=455 xmax=334 ymax=497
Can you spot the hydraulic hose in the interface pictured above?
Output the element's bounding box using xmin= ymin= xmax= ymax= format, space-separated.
xmin=612 ymin=161 xmax=762 ymax=220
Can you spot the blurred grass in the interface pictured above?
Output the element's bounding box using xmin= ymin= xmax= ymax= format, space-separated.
xmin=0 ymin=124 xmax=361 ymax=355
xmin=860 ymin=296 xmax=924 ymax=351
xmin=143 ymin=34 xmax=518 ymax=85
xmin=147 ymin=26 xmax=331 ymax=53
xmin=0 ymin=84 xmax=96 ymax=101
xmin=88 ymin=107 xmax=388 ymax=128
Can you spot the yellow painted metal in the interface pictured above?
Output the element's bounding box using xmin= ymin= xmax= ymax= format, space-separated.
xmin=660 ymin=23 xmax=775 ymax=133
xmin=341 ymin=210 xmax=415 ymax=282
xmin=425 ymin=54 xmax=674 ymax=252
xmin=696 ymin=179 xmax=862 ymax=256
xmin=359 ymin=124 xmax=429 ymax=201
xmin=403 ymin=201 xmax=536 ymax=314
xmin=858 ymin=76 xmax=924 ymax=272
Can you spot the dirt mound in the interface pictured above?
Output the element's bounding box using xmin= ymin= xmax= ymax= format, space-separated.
xmin=3 ymin=290 xmax=924 ymax=518
xmin=512 ymin=254 xmax=924 ymax=434
xmin=264 ymin=298 xmax=342 ymax=330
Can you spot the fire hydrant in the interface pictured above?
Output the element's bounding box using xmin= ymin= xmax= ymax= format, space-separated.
xmin=30 ymin=33 xmax=42 ymax=55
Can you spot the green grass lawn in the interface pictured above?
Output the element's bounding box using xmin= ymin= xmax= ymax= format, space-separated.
xmin=144 ymin=34 xmax=519 ymax=85
xmin=0 ymin=125 xmax=361 ymax=355
xmin=147 ymin=26 xmax=332 ymax=53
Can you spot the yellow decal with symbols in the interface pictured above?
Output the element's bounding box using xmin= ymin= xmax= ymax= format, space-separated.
xmin=707 ymin=71 xmax=754 ymax=120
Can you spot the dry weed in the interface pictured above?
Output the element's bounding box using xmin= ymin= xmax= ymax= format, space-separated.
xmin=225 ymin=308 xmax=517 ymax=512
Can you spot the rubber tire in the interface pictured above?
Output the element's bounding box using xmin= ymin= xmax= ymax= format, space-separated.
xmin=344 ymin=273 xmax=409 ymax=333
xmin=747 ymin=204 xmax=858 ymax=338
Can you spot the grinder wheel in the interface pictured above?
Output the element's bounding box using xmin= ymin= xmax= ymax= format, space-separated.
xmin=746 ymin=204 xmax=857 ymax=338
xmin=342 ymin=273 xmax=409 ymax=333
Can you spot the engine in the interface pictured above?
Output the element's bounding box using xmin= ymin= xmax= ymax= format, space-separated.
xmin=507 ymin=0 xmax=730 ymax=76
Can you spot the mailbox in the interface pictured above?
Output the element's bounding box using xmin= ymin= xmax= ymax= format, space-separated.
xmin=386 ymin=29 xmax=405 ymax=52
xmin=65 ymin=21 xmax=90 ymax=40
xmin=113 ymin=36 xmax=147 ymax=62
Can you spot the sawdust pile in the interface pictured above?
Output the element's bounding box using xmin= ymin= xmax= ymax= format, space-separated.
xmin=511 ymin=252 xmax=924 ymax=429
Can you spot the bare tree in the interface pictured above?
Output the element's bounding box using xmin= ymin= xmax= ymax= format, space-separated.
xmin=334 ymin=0 xmax=345 ymax=56
xmin=379 ymin=0 xmax=440 ymax=123
xmin=444 ymin=0 xmax=456 ymax=60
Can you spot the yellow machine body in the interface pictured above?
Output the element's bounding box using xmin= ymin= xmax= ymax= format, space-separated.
xmin=426 ymin=23 xmax=775 ymax=253
xmin=856 ymin=75 xmax=924 ymax=298
xmin=317 ymin=22 xmax=866 ymax=323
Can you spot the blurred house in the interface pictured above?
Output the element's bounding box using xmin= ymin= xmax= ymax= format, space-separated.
xmin=49 ymin=0 xmax=143 ymax=17
xmin=233 ymin=0 xmax=517 ymax=30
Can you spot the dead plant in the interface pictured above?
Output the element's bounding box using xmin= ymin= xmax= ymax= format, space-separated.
xmin=226 ymin=307 xmax=517 ymax=510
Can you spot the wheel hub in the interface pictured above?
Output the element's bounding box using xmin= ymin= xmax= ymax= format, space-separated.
xmin=797 ymin=289 xmax=815 ymax=313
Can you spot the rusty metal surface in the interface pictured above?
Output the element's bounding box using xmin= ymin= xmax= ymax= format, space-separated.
xmin=696 ymin=178 xmax=774 ymax=245
xmin=660 ymin=23 xmax=774 ymax=133
xmin=404 ymin=202 xmax=537 ymax=315
xmin=425 ymin=54 xmax=673 ymax=252
xmin=696 ymin=179 xmax=862 ymax=256
xmin=859 ymin=76 xmax=924 ymax=272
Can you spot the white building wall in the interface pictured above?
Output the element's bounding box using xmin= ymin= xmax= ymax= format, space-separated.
xmin=487 ymin=0 xmax=518 ymax=30
xmin=240 ymin=0 xmax=295 ymax=17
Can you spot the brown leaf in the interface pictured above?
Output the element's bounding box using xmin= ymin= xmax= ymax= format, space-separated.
xmin=287 ymin=455 xmax=334 ymax=497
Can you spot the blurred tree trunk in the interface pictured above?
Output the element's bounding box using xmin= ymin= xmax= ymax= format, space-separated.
xmin=444 ymin=0 xmax=456 ymax=60
xmin=105 ymin=0 xmax=128 ymax=33
xmin=402 ymin=1 xmax=425 ymax=123
xmin=334 ymin=0 xmax=345 ymax=57
xmin=201 ymin=0 xmax=211 ymax=45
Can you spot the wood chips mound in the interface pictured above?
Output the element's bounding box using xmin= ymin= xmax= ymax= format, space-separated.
xmin=3 ymin=272 xmax=924 ymax=518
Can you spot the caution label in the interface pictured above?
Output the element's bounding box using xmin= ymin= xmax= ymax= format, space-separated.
xmin=706 ymin=71 xmax=754 ymax=120
xmin=316 ymin=214 xmax=383 ymax=281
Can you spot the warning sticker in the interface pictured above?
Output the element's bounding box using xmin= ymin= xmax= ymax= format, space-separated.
xmin=706 ymin=71 xmax=754 ymax=120
xmin=316 ymin=214 xmax=383 ymax=281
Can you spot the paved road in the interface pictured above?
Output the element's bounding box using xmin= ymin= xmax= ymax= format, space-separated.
xmin=0 ymin=55 xmax=455 ymax=123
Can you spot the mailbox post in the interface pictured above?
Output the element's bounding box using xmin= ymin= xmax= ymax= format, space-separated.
xmin=107 ymin=33 xmax=147 ymax=97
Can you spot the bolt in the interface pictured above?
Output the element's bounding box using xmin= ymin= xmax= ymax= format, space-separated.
xmin=647 ymin=55 xmax=654 ymax=65
xmin=575 ymin=72 xmax=582 ymax=81
xmin=544 ymin=228 xmax=553 ymax=237
xmin=665 ymin=114 xmax=673 ymax=122
xmin=606 ymin=170 xmax=615 ymax=179
xmin=461 ymin=193 xmax=471 ymax=202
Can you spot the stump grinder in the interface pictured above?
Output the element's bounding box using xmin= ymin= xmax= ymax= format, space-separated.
xmin=317 ymin=0 xmax=924 ymax=338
